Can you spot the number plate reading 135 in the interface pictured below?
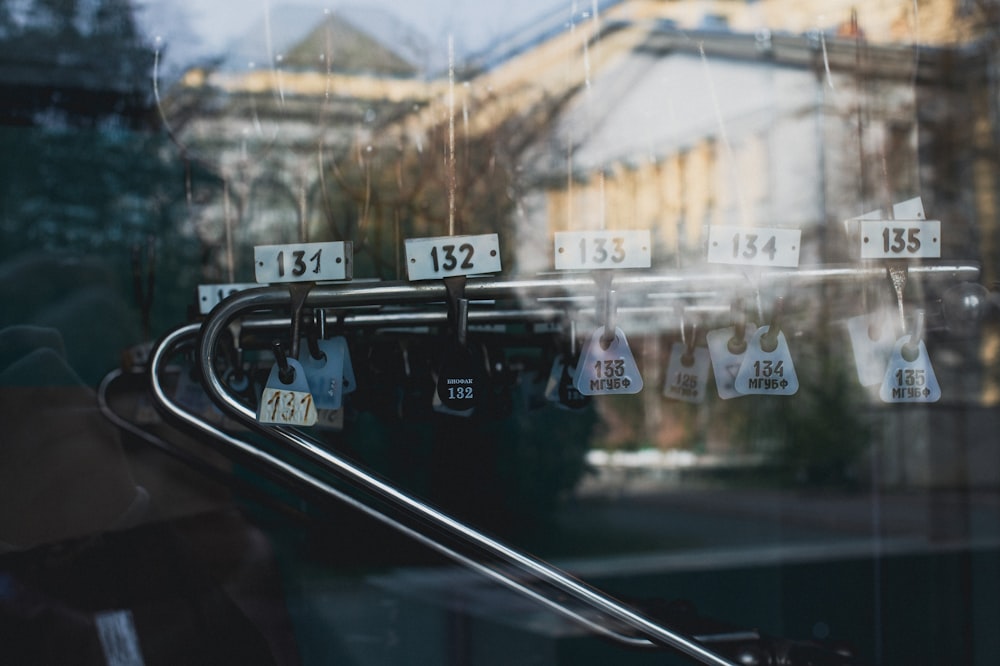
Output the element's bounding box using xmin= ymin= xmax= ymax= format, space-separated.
xmin=405 ymin=234 xmax=501 ymax=281
xmin=707 ymin=226 xmax=801 ymax=268
xmin=553 ymin=230 xmax=651 ymax=270
xmin=254 ymin=241 xmax=352 ymax=283
xmin=860 ymin=220 xmax=941 ymax=259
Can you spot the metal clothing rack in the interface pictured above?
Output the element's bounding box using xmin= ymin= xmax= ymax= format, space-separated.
xmin=149 ymin=263 xmax=978 ymax=666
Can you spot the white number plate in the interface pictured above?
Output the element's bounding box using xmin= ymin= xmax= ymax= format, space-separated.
xmin=553 ymin=230 xmax=651 ymax=270
xmin=860 ymin=220 xmax=941 ymax=259
xmin=707 ymin=226 xmax=801 ymax=268
xmin=404 ymin=234 xmax=501 ymax=281
xmin=197 ymin=283 xmax=256 ymax=314
xmin=254 ymin=241 xmax=352 ymax=284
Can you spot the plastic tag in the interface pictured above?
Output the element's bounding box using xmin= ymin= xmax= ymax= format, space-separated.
xmin=436 ymin=346 xmax=483 ymax=412
xmin=706 ymin=324 xmax=756 ymax=399
xmin=258 ymin=358 xmax=317 ymax=426
xmin=574 ymin=327 xmax=643 ymax=395
xmin=735 ymin=326 xmax=799 ymax=396
xmin=879 ymin=336 xmax=941 ymax=403
xmin=846 ymin=312 xmax=897 ymax=387
xmin=432 ymin=379 xmax=475 ymax=417
xmin=663 ymin=344 xmax=710 ymax=404
xmin=299 ymin=339 xmax=345 ymax=410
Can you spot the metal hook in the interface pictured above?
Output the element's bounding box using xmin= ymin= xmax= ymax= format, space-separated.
xmin=888 ymin=263 xmax=908 ymax=335
xmin=727 ymin=300 xmax=748 ymax=355
xmin=759 ymin=297 xmax=784 ymax=353
xmin=288 ymin=282 xmax=314 ymax=360
xmin=600 ymin=288 xmax=618 ymax=350
xmin=443 ymin=275 xmax=469 ymax=347
xmin=305 ymin=325 xmax=325 ymax=361
xmin=676 ymin=304 xmax=697 ymax=366
xmin=271 ymin=339 xmax=295 ymax=385
xmin=902 ymin=309 xmax=925 ymax=362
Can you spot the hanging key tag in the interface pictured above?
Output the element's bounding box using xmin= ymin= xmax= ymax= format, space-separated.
xmin=846 ymin=309 xmax=897 ymax=387
xmin=574 ymin=287 xmax=642 ymax=395
xmin=312 ymin=310 xmax=357 ymax=396
xmin=337 ymin=337 xmax=357 ymax=395
xmin=574 ymin=326 xmax=643 ymax=395
xmin=663 ymin=344 xmax=710 ymax=404
xmin=880 ymin=311 xmax=940 ymax=403
xmin=258 ymin=342 xmax=317 ymax=426
xmin=434 ymin=278 xmax=483 ymax=414
xmin=735 ymin=299 xmax=798 ymax=396
xmin=435 ymin=345 xmax=481 ymax=413
xmin=300 ymin=337 xmax=345 ymax=410
xmin=707 ymin=302 xmax=755 ymax=400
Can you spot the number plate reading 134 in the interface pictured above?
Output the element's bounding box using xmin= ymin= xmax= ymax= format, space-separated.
xmin=553 ymin=230 xmax=651 ymax=270
xmin=405 ymin=234 xmax=501 ymax=281
xmin=254 ymin=241 xmax=352 ymax=284
xmin=860 ymin=220 xmax=941 ymax=259
xmin=707 ymin=226 xmax=801 ymax=268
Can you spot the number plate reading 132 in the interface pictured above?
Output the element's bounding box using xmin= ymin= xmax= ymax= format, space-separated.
xmin=405 ymin=234 xmax=501 ymax=281
xmin=254 ymin=241 xmax=352 ymax=284
xmin=707 ymin=226 xmax=801 ymax=268
xmin=553 ymin=230 xmax=651 ymax=270
xmin=860 ymin=220 xmax=941 ymax=259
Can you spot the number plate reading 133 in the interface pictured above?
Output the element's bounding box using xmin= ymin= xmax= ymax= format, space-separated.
xmin=707 ymin=226 xmax=801 ymax=268
xmin=553 ymin=230 xmax=651 ymax=270
xmin=405 ymin=234 xmax=501 ymax=281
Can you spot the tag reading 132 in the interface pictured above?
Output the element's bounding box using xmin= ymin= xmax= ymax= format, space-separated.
xmin=254 ymin=241 xmax=352 ymax=283
xmin=553 ymin=230 xmax=651 ymax=270
xmin=707 ymin=226 xmax=801 ymax=268
xmin=405 ymin=234 xmax=501 ymax=281
xmin=860 ymin=220 xmax=941 ymax=259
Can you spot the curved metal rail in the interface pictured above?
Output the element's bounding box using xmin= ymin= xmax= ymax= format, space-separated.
xmin=174 ymin=264 xmax=977 ymax=665
xmin=150 ymin=324 xmax=670 ymax=652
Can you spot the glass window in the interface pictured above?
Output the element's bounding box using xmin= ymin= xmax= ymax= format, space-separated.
xmin=2 ymin=1 xmax=999 ymax=664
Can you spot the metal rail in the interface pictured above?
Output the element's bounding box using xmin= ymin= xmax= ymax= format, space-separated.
xmin=150 ymin=324 xmax=678 ymax=653
xmin=167 ymin=263 xmax=977 ymax=664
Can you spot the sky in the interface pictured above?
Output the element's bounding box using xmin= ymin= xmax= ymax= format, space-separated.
xmin=143 ymin=0 xmax=583 ymax=69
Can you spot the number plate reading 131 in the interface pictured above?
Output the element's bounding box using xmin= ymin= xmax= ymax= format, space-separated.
xmin=254 ymin=241 xmax=352 ymax=284
xmin=553 ymin=230 xmax=651 ymax=270
xmin=707 ymin=226 xmax=801 ymax=268
xmin=405 ymin=234 xmax=501 ymax=281
xmin=860 ymin=220 xmax=941 ymax=259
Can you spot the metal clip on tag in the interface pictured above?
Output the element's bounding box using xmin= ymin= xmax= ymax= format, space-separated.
xmin=259 ymin=340 xmax=317 ymax=426
xmin=664 ymin=318 xmax=710 ymax=404
xmin=435 ymin=276 xmax=481 ymax=414
xmin=575 ymin=288 xmax=643 ymax=396
xmin=880 ymin=309 xmax=941 ymax=403
xmin=735 ymin=297 xmax=798 ymax=396
xmin=706 ymin=301 xmax=755 ymax=400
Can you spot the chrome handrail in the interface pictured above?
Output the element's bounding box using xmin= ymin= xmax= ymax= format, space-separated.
xmin=159 ymin=263 xmax=978 ymax=664
xmin=149 ymin=323 xmax=669 ymax=652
